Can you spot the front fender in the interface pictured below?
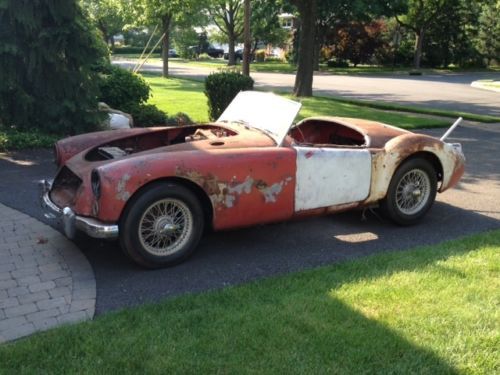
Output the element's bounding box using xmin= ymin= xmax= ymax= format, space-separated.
xmin=95 ymin=147 xmax=297 ymax=230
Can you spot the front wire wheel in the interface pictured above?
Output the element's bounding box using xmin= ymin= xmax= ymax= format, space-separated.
xmin=395 ymin=168 xmax=431 ymax=216
xmin=380 ymin=158 xmax=437 ymax=225
xmin=138 ymin=198 xmax=193 ymax=256
xmin=120 ymin=183 xmax=204 ymax=268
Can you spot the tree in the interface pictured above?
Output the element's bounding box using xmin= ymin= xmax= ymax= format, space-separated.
xmin=314 ymin=0 xmax=405 ymax=69
xmin=82 ymin=0 xmax=126 ymax=50
xmin=209 ymin=0 xmax=244 ymax=66
xmin=250 ymin=0 xmax=287 ymax=53
xmin=291 ymin=0 xmax=318 ymax=97
xmin=394 ymin=0 xmax=448 ymax=69
xmin=135 ymin=0 xmax=206 ymax=77
xmin=476 ymin=0 xmax=500 ymax=65
xmin=0 ymin=0 xmax=107 ymax=134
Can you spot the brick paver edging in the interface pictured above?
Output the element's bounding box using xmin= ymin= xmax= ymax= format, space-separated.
xmin=0 ymin=203 xmax=96 ymax=343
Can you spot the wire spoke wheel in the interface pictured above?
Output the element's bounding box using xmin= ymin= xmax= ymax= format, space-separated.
xmin=395 ymin=169 xmax=431 ymax=215
xmin=379 ymin=158 xmax=437 ymax=226
xmin=138 ymin=198 xmax=193 ymax=256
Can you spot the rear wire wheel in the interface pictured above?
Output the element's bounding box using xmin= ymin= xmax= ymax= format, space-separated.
xmin=380 ymin=158 xmax=437 ymax=225
xmin=120 ymin=182 xmax=204 ymax=268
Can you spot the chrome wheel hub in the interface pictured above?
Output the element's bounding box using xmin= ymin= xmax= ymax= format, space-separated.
xmin=138 ymin=198 xmax=193 ymax=256
xmin=395 ymin=169 xmax=431 ymax=215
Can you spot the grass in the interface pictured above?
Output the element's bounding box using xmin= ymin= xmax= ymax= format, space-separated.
xmin=1 ymin=229 xmax=498 ymax=373
xmin=308 ymin=95 xmax=500 ymax=124
xmin=143 ymin=74 xmax=451 ymax=129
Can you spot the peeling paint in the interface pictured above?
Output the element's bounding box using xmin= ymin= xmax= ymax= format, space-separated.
xmin=116 ymin=174 xmax=131 ymax=201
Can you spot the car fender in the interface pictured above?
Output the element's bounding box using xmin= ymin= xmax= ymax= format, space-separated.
xmin=365 ymin=133 xmax=463 ymax=203
xmin=95 ymin=147 xmax=297 ymax=230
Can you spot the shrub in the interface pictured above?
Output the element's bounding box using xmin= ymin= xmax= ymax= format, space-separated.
xmin=255 ymin=49 xmax=266 ymax=62
xmin=204 ymin=72 xmax=254 ymax=121
xmin=0 ymin=126 xmax=59 ymax=151
xmin=0 ymin=0 xmax=107 ymax=134
xmin=126 ymin=103 xmax=168 ymax=127
xmin=197 ymin=53 xmax=213 ymax=61
xmin=166 ymin=112 xmax=193 ymax=126
xmin=327 ymin=59 xmax=349 ymax=68
xmin=98 ymin=66 xmax=150 ymax=109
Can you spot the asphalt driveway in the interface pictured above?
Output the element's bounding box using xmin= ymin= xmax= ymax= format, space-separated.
xmin=0 ymin=122 xmax=498 ymax=314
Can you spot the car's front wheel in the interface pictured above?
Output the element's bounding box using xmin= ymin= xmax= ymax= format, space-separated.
xmin=380 ymin=158 xmax=437 ymax=225
xmin=120 ymin=182 xmax=204 ymax=268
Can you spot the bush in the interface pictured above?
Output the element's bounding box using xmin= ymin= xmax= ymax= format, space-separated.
xmin=197 ymin=53 xmax=213 ymax=61
xmin=204 ymin=72 xmax=254 ymax=121
xmin=0 ymin=0 xmax=107 ymax=134
xmin=126 ymin=103 xmax=168 ymax=127
xmin=327 ymin=59 xmax=349 ymax=68
xmin=0 ymin=126 xmax=59 ymax=151
xmin=255 ymin=50 xmax=266 ymax=62
xmin=166 ymin=112 xmax=193 ymax=126
xmin=98 ymin=66 xmax=150 ymax=109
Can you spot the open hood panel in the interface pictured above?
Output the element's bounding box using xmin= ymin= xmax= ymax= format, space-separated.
xmin=217 ymin=91 xmax=302 ymax=146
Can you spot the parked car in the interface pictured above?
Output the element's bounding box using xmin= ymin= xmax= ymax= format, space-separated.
xmin=188 ymin=45 xmax=224 ymax=58
xmin=168 ymin=49 xmax=178 ymax=58
xmin=223 ymin=49 xmax=254 ymax=62
xmin=40 ymin=92 xmax=465 ymax=268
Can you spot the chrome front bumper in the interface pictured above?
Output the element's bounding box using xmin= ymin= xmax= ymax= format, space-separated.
xmin=39 ymin=180 xmax=119 ymax=240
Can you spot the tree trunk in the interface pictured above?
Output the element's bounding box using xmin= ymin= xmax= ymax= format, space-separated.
xmin=293 ymin=0 xmax=317 ymax=97
xmin=242 ymin=0 xmax=251 ymax=76
xmin=228 ymin=35 xmax=236 ymax=65
xmin=161 ymin=15 xmax=172 ymax=77
xmin=413 ymin=28 xmax=424 ymax=70
xmin=313 ymin=35 xmax=321 ymax=71
xmin=110 ymin=35 xmax=115 ymax=52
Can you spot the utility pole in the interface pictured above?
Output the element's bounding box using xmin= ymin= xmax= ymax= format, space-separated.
xmin=242 ymin=0 xmax=251 ymax=76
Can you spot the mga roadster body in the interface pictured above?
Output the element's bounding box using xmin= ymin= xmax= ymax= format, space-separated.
xmin=40 ymin=91 xmax=465 ymax=268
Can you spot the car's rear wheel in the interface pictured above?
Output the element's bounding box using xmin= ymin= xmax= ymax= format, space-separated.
xmin=379 ymin=158 xmax=437 ymax=225
xmin=120 ymin=182 xmax=204 ymax=268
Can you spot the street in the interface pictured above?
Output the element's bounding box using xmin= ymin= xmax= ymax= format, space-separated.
xmin=114 ymin=59 xmax=500 ymax=116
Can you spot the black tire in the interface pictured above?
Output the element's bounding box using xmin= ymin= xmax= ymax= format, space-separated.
xmin=379 ymin=158 xmax=437 ymax=226
xmin=119 ymin=182 xmax=204 ymax=268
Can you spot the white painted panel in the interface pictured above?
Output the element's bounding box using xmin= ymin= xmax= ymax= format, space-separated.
xmin=294 ymin=147 xmax=371 ymax=211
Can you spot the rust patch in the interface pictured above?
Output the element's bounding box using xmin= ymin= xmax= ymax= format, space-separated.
xmin=176 ymin=167 xmax=291 ymax=209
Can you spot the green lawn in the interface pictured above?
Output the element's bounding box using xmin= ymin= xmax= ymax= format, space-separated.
xmin=144 ymin=74 xmax=451 ymax=129
xmin=1 ymin=230 xmax=498 ymax=373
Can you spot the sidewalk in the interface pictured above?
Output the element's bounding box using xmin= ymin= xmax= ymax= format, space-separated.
xmin=0 ymin=203 xmax=95 ymax=343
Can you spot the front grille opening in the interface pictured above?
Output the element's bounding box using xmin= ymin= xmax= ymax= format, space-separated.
xmin=50 ymin=167 xmax=82 ymax=207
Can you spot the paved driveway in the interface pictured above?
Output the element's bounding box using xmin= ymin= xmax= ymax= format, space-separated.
xmin=0 ymin=122 xmax=498 ymax=314
xmin=114 ymin=59 xmax=500 ymax=116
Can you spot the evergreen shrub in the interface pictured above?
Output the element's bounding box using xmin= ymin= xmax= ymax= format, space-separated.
xmin=204 ymin=72 xmax=254 ymax=121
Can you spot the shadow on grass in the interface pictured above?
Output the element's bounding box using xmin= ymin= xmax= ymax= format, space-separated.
xmin=1 ymin=231 xmax=496 ymax=373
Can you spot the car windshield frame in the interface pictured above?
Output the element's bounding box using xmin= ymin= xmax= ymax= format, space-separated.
xmin=217 ymin=91 xmax=302 ymax=146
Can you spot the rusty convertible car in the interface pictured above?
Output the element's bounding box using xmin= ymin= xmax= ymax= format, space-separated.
xmin=40 ymin=91 xmax=465 ymax=268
